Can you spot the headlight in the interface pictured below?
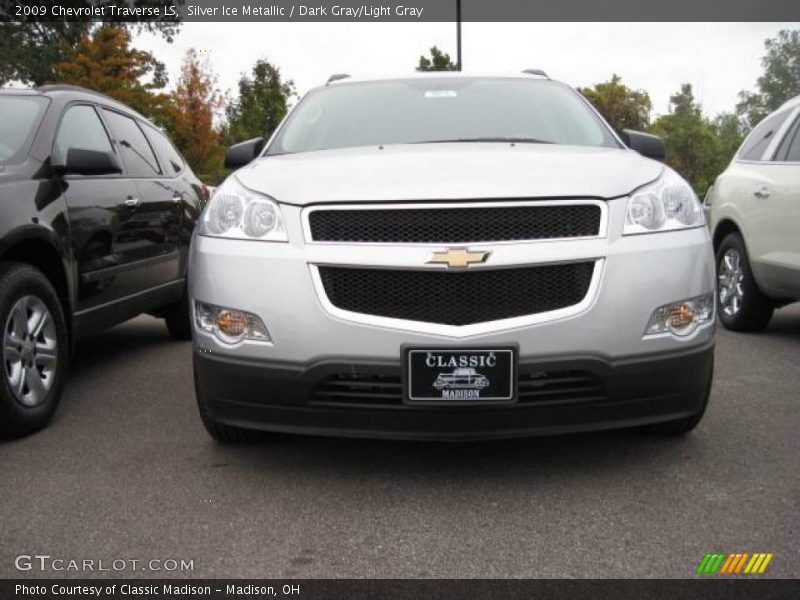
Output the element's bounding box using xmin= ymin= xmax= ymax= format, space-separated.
xmin=198 ymin=176 xmax=287 ymax=241
xmin=624 ymin=169 xmax=704 ymax=235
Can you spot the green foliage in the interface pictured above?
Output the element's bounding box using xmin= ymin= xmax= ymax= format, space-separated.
xmin=0 ymin=3 xmax=181 ymax=87
xmin=736 ymin=29 xmax=800 ymax=128
xmin=579 ymin=74 xmax=652 ymax=132
xmin=417 ymin=46 xmax=458 ymax=71
xmin=52 ymin=25 xmax=172 ymax=122
xmin=650 ymin=84 xmax=733 ymax=195
xmin=224 ymin=59 xmax=296 ymax=144
xmin=0 ymin=22 xmax=88 ymax=87
xmin=713 ymin=112 xmax=746 ymax=166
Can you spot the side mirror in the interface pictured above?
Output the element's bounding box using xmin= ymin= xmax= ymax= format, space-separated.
xmin=225 ymin=137 xmax=265 ymax=169
xmin=619 ymin=129 xmax=666 ymax=161
xmin=56 ymin=148 xmax=122 ymax=176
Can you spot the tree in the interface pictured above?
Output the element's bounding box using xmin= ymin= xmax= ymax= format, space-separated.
xmin=417 ymin=46 xmax=458 ymax=71
xmin=578 ymin=74 xmax=652 ymax=132
xmin=0 ymin=2 xmax=182 ymax=87
xmin=650 ymin=84 xmax=726 ymax=194
xmin=0 ymin=22 xmax=88 ymax=87
xmin=737 ymin=29 xmax=800 ymax=128
xmin=713 ymin=112 xmax=746 ymax=168
xmin=52 ymin=25 xmax=171 ymax=122
xmin=225 ymin=59 xmax=296 ymax=144
xmin=167 ymin=49 xmax=225 ymax=183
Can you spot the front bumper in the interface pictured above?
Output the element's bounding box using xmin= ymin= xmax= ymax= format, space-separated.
xmin=194 ymin=343 xmax=713 ymax=441
xmin=190 ymin=198 xmax=715 ymax=439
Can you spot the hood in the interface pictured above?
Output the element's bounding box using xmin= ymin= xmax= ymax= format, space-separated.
xmin=234 ymin=143 xmax=664 ymax=205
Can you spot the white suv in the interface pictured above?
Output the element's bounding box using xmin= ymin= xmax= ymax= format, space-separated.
xmin=707 ymin=96 xmax=800 ymax=331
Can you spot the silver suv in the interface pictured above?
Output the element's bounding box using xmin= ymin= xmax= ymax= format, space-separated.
xmin=189 ymin=72 xmax=715 ymax=442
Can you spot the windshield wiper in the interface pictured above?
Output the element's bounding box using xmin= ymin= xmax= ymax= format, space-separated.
xmin=412 ymin=137 xmax=554 ymax=145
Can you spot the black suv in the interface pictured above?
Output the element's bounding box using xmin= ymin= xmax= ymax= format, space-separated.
xmin=0 ymin=85 xmax=205 ymax=436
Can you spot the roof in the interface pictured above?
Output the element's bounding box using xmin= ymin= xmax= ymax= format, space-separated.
xmin=37 ymin=85 xmax=142 ymax=114
xmin=324 ymin=70 xmax=553 ymax=86
xmin=0 ymin=84 xmax=150 ymax=122
xmin=0 ymin=87 xmax=43 ymax=96
xmin=777 ymin=95 xmax=800 ymax=111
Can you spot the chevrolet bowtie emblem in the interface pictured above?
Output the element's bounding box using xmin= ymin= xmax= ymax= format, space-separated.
xmin=427 ymin=248 xmax=491 ymax=269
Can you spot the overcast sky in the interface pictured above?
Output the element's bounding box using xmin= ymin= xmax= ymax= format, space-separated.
xmin=134 ymin=22 xmax=795 ymax=118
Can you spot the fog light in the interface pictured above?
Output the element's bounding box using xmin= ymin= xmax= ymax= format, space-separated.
xmin=218 ymin=310 xmax=247 ymax=337
xmin=667 ymin=303 xmax=696 ymax=330
xmin=645 ymin=293 xmax=713 ymax=337
xmin=194 ymin=301 xmax=271 ymax=343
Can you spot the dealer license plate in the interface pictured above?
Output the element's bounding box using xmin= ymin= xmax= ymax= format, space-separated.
xmin=404 ymin=347 xmax=516 ymax=403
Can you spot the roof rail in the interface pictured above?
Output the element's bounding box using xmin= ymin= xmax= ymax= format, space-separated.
xmin=37 ymin=84 xmax=148 ymax=121
xmin=37 ymin=84 xmax=119 ymax=102
xmin=522 ymin=69 xmax=549 ymax=79
xmin=326 ymin=73 xmax=351 ymax=85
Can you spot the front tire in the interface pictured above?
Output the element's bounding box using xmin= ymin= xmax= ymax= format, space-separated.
xmin=0 ymin=262 xmax=69 ymax=437
xmin=164 ymin=287 xmax=192 ymax=341
xmin=716 ymin=233 xmax=774 ymax=332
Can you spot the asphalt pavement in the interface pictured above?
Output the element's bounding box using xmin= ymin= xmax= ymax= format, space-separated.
xmin=1 ymin=306 xmax=799 ymax=578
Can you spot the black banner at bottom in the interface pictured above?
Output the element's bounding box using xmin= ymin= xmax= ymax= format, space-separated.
xmin=3 ymin=579 xmax=800 ymax=600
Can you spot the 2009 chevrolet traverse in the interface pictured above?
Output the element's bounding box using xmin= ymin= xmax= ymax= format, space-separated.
xmin=1 ymin=85 xmax=204 ymax=436
xmin=191 ymin=71 xmax=715 ymax=442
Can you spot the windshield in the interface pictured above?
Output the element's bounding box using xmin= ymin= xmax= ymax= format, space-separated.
xmin=0 ymin=96 xmax=48 ymax=163
xmin=268 ymin=77 xmax=619 ymax=155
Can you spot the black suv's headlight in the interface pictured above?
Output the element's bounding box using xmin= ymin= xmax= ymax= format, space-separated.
xmin=198 ymin=176 xmax=288 ymax=242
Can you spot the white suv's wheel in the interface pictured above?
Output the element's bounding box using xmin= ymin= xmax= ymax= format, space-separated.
xmin=715 ymin=233 xmax=774 ymax=331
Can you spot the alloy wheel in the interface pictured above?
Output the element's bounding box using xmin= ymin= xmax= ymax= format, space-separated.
xmin=718 ymin=248 xmax=745 ymax=317
xmin=3 ymin=295 xmax=58 ymax=407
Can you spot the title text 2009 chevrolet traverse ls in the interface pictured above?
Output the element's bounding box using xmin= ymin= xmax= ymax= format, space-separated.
xmin=1 ymin=86 xmax=204 ymax=436
xmin=192 ymin=71 xmax=716 ymax=442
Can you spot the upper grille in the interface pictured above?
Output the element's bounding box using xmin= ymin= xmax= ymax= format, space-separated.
xmin=318 ymin=262 xmax=595 ymax=326
xmin=308 ymin=204 xmax=602 ymax=243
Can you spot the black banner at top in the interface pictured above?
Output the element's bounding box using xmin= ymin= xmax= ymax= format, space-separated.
xmin=1 ymin=0 xmax=799 ymax=22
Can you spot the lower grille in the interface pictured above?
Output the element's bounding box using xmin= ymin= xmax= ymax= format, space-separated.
xmin=311 ymin=370 xmax=606 ymax=408
xmin=318 ymin=262 xmax=595 ymax=326
xmin=517 ymin=370 xmax=607 ymax=404
xmin=312 ymin=373 xmax=403 ymax=407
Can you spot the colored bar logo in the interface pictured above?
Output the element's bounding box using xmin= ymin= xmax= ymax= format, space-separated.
xmin=697 ymin=552 xmax=773 ymax=574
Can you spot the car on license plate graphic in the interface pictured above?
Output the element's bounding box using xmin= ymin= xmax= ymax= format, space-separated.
xmin=433 ymin=368 xmax=490 ymax=391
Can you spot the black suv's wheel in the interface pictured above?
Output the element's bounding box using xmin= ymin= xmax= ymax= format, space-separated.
xmin=645 ymin=358 xmax=714 ymax=435
xmin=194 ymin=362 xmax=262 ymax=443
xmin=163 ymin=288 xmax=192 ymax=341
xmin=716 ymin=232 xmax=774 ymax=332
xmin=0 ymin=262 xmax=69 ymax=437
